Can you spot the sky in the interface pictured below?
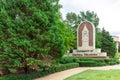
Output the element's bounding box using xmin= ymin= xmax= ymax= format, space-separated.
xmin=59 ymin=0 xmax=120 ymax=38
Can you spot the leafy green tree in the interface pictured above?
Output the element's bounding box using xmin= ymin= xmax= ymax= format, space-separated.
xmin=66 ymin=11 xmax=100 ymax=31
xmin=65 ymin=13 xmax=77 ymax=49
xmin=0 ymin=0 xmax=74 ymax=73
xmin=66 ymin=12 xmax=78 ymax=28
xmin=66 ymin=11 xmax=100 ymax=29
xmin=48 ymin=22 xmax=75 ymax=57
xmin=78 ymin=11 xmax=99 ymax=27
xmin=101 ymin=28 xmax=116 ymax=58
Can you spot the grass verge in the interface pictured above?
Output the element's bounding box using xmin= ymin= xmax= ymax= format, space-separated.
xmin=65 ymin=69 xmax=120 ymax=80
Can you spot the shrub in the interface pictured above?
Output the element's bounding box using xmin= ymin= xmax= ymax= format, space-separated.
xmin=59 ymin=57 xmax=109 ymax=67
xmin=78 ymin=58 xmax=95 ymax=61
xmin=0 ymin=63 xmax=79 ymax=80
xmin=104 ymin=58 xmax=120 ymax=65
xmin=96 ymin=61 xmax=106 ymax=66
xmin=59 ymin=57 xmax=75 ymax=64
xmin=59 ymin=57 xmax=120 ymax=67
xmin=65 ymin=63 xmax=79 ymax=69
xmin=52 ymin=63 xmax=79 ymax=72
xmin=78 ymin=61 xmax=96 ymax=67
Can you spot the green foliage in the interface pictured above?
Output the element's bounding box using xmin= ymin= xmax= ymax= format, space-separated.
xmin=0 ymin=0 xmax=74 ymax=73
xmin=59 ymin=57 xmax=75 ymax=64
xmin=48 ymin=23 xmax=75 ymax=58
xmin=96 ymin=30 xmax=102 ymax=48
xmin=66 ymin=12 xmax=78 ymax=28
xmin=52 ymin=63 xmax=79 ymax=72
xmin=118 ymin=47 xmax=120 ymax=52
xmin=66 ymin=11 xmax=99 ymax=29
xmin=104 ymin=58 xmax=119 ymax=65
xmin=59 ymin=57 xmax=105 ymax=67
xmin=0 ymin=73 xmax=40 ymax=80
xmin=0 ymin=63 xmax=79 ymax=80
xmin=59 ymin=57 xmax=119 ymax=67
xmin=79 ymin=61 xmax=98 ymax=67
xmin=78 ymin=11 xmax=99 ymax=27
xmin=78 ymin=60 xmax=106 ymax=67
xmin=101 ymin=28 xmax=117 ymax=58
xmin=78 ymin=58 xmax=106 ymax=67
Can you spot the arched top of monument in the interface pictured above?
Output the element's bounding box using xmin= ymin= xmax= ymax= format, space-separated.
xmin=77 ymin=20 xmax=95 ymax=47
xmin=77 ymin=21 xmax=95 ymax=31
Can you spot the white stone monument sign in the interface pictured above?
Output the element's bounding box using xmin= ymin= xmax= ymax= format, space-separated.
xmin=72 ymin=21 xmax=108 ymax=58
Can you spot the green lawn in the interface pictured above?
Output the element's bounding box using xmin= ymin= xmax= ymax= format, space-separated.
xmin=64 ymin=70 xmax=120 ymax=80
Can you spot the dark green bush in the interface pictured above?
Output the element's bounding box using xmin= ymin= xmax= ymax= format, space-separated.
xmin=59 ymin=57 xmax=75 ymax=64
xmin=59 ymin=57 xmax=120 ymax=67
xmin=94 ymin=59 xmax=106 ymax=66
xmin=78 ymin=58 xmax=95 ymax=61
xmin=0 ymin=63 xmax=79 ymax=80
xmin=96 ymin=61 xmax=106 ymax=66
xmin=78 ymin=58 xmax=108 ymax=67
xmin=53 ymin=63 xmax=79 ymax=72
xmin=0 ymin=73 xmax=39 ymax=80
xmin=47 ymin=67 xmax=56 ymax=74
xmin=104 ymin=58 xmax=120 ymax=65
xmin=65 ymin=63 xmax=79 ymax=69
xmin=78 ymin=61 xmax=96 ymax=67
xmin=1 ymin=57 xmax=119 ymax=80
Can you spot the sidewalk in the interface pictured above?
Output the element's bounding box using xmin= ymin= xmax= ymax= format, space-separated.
xmin=34 ymin=64 xmax=120 ymax=80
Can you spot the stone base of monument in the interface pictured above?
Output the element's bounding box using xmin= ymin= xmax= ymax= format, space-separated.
xmin=71 ymin=49 xmax=108 ymax=58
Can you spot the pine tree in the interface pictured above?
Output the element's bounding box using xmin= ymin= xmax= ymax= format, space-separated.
xmin=0 ymin=0 xmax=74 ymax=73
xmin=101 ymin=28 xmax=116 ymax=58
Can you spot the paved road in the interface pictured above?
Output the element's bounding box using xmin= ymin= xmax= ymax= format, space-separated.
xmin=34 ymin=64 xmax=120 ymax=80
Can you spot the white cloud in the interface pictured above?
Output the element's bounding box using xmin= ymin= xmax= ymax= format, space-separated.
xmin=59 ymin=0 xmax=120 ymax=39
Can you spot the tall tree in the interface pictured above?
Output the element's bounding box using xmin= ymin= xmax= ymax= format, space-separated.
xmin=101 ymin=28 xmax=116 ymax=58
xmin=66 ymin=12 xmax=78 ymax=28
xmin=65 ymin=12 xmax=77 ymax=49
xmin=0 ymin=0 xmax=74 ymax=73
xmin=66 ymin=11 xmax=99 ymax=29
xmin=78 ymin=11 xmax=99 ymax=27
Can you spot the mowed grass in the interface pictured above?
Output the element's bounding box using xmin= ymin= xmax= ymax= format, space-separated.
xmin=64 ymin=70 xmax=120 ymax=80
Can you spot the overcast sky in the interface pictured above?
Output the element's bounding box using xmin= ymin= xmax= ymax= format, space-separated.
xmin=59 ymin=0 xmax=120 ymax=38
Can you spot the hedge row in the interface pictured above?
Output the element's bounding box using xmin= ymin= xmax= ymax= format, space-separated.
xmin=59 ymin=57 xmax=120 ymax=67
xmin=0 ymin=63 xmax=79 ymax=80
xmin=78 ymin=58 xmax=106 ymax=67
xmin=47 ymin=63 xmax=79 ymax=73
xmin=1 ymin=58 xmax=119 ymax=80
